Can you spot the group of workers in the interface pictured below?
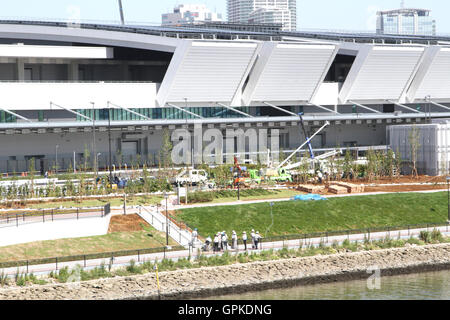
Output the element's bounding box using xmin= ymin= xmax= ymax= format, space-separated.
xmin=203 ymin=229 xmax=262 ymax=252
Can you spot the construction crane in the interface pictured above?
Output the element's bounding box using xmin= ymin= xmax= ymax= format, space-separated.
xmin=118 ymin=0 xmax=125 ymax=25
xmin=298 ymin=112 xmax=315 ymax=159
xmin=277 ymin=121 xmax=330 ymax=170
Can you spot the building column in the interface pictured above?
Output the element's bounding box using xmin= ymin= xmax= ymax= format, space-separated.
xmin=68 ymin=62 xmax=79 ymax=81
xmin=16 ymin=59 xmax=25 ymax=81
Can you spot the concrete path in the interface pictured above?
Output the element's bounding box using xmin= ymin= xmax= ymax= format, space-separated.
xmin=2 ymin=224 xmax=449 ymax=279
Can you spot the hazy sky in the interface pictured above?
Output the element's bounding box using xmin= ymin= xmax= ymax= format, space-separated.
xmin=0 ymin=0 xmax=448 ymax=33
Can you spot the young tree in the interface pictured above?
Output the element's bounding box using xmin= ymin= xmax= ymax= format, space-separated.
xmin=408 ymin=125 xmax=421 ymax=178
xmin=83 ymin=144 xmax=90 ymax=172
xmin=28 ymin=157 xmax=35 ymax=198
xmin=159 ymin=128 xmax=173 ymax=169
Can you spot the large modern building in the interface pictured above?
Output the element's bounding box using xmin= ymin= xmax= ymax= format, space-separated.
xmin=376 ymin=8 xmax=436 ymax=36
xmin=162 ymin=4 xmax=223 ymax=26
xmin=0 ymin=20 xmax=450 ymax=174
xmin=228 ymin=0 xmax=296 ymax=31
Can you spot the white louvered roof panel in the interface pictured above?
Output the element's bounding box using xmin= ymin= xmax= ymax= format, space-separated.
xmin=347 ymin=46 xmax=424 ymax=101
xmin=167 ymin=41 xmax=257 ymax=103
xmin=414 ymin=48 xmax=450 ymax=100
xmin=251 ymin=43 xmax=336 ymax=102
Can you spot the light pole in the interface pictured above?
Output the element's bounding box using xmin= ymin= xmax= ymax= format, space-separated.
xmin=447 ymin=177 xmax=450 ymax=224
xmin=107 ymin=103 xmax=113 ymax=185
xmin=97 ymin=153 xmax=101 ymax=172
xmin=425 ymin=95 xmax=431 ymax=123
xmin=91 ymin=102 xmax=97 ymax=176
xmin=164 ymin=191 xmax=169 ymax=246
xmin=55 ymin=145 xmax=59 ymax=174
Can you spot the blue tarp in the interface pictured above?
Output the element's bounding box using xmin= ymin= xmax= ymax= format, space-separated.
xmin=291 ymin=194 xmax=328 ymax=201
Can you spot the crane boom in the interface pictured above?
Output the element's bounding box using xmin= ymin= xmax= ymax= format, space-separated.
xmin=276 ymin=121 xmax=329 ymax=169
xmin=298 ymin=112 xmax=315 ymax=159
xmin=118 ymin=0 xmax=125 ymax=25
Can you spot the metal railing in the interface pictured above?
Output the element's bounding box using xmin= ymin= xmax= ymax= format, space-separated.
xmin=254 ymin=222 xmax=450 ymax=246
xmin=0 ymin=205 xmax=111 ymax=228
xmin=138 ymin=205 xmax=192 ymax=246
xmin=0 ymin=245 xmax=185 ymax=271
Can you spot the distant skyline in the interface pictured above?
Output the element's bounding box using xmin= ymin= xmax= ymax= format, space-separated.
xmin=0 ymin=0 xmax=449 ymax=33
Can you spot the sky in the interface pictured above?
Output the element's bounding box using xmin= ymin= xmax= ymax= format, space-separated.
xmin=0 ymin=0 xmax=449 ymax=33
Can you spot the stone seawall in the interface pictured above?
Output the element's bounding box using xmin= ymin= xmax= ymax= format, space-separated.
xmin=1 ymin=243 xmax=450 ymax=300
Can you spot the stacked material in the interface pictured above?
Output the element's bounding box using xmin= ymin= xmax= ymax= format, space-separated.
xmin=297 ymin=184 xmax=326 ymax=194
xmin=328 ymin=185 xmax=348 ymax=194
xmin=329 ymin=182 xmax=365 ymax=193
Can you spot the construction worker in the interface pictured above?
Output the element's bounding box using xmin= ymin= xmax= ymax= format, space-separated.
xmin=251 ymin=229 xmax=256 ymax=249
xmin=205 ymin=236 xmax=212 ymax=251
xmin=192 ymin=228 xmax=198 ymax=245
xmin=317 ymin=170 xmax=323 ymax=184
xmin=218 ymin=232 xmax=222 ymax=251
xmin=254 ymin=231 xmax=261 ymax=249
xmin=231 ymin=231 xmax=237 ymax=249
xmin=242 ymin=231 xmax=248 ymax=250
xmin=222 ymin=232 xmax=228 ymax=251
xmin=213 ymin=234 xmax=219 ymax=252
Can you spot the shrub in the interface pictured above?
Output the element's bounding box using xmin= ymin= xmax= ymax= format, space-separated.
xmin=126 ymin=259 xmax=140 ymax=274
xmin=419 ymin=231 xmax=431 ymax=243
xmin=431 ymin=229 xmax=444 ymax=243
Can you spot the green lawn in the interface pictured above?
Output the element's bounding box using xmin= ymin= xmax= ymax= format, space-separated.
xmin=176 ymin=192 xmax=449 ymax=238
xmin=0 ymin=225 xmax=175 ymax=262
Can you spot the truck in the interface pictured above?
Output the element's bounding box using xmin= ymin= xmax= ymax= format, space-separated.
xmin=262 ymin=168 xmax=293 ymax=183
xmin=175 ymin=169 xmax=210 ymax=186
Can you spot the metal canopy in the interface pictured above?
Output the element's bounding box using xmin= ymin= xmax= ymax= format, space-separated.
xmin=263 ymin=102 xmax=297 ymax=116
xmin=0 ymin=107 xmax=32 ymax=122
xmin=166 ymin=103 xmax=203 ymax=119
xmin=348 ymin=100 xmax=381 ymax=113
xmin=307 ymin=103 xmax=340 ymax=114
xmin=50 ymin=102 xmax=92 ymax=121
xmin=108 ymin=101 xmax=151 ymax=120
xmin=217 ymin=103 xmax=253 ymax=118
xmin=387 ymin=100 xmax=422 ymax=114
xmin=429 ymin=100 xmax=450 ymax=111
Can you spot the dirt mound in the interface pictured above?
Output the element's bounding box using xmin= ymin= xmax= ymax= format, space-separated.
xmin=108 ymin=214 xmax=150 ymax=233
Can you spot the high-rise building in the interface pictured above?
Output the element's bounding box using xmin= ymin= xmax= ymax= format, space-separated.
xmin=376 ymin=8 xmax=436 ymax=36
xmin=227 ymin=0 xmax=296 ymax=31
xmin=162 ymin=4 xmax=223 ymax=26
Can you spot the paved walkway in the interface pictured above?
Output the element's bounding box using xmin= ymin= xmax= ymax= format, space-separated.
xmin=2 ymin=224 xmax=449 ymax=279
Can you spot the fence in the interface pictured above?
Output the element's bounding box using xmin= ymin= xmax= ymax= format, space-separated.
xmin=0 ymin=221 xmax=448 ymax=275
xmin=0 ymin=204 xmax=111 ymax=228
xmin=258 ymin=222 xmax=449 ymax=245
xmin=138 ymin=206 xmax=192 ymax=246
xmin=0 ymin=245 xmax=185 ymax=271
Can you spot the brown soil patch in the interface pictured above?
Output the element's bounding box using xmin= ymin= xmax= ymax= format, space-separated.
xmin=364 ymin=184 xmax=447 ymax=193
xmin=344 ymin=175 xmax=447 ymax=185
xmin=108 ymin=214 xmax=150 ymax=233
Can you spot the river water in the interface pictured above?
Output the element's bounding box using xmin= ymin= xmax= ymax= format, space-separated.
xmin=206 ymin=270 xmax=450 ymax=300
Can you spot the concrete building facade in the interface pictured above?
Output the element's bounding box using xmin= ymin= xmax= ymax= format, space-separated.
xmin=162 ymin=4 xmax=223 ymax=26
xmin=0 ymin=21 xmax=449 ymax=173
xmin=227 ymin=0 xmax=296 ymax=31
xmin=376 ymin=8 xmax=436 ymax=36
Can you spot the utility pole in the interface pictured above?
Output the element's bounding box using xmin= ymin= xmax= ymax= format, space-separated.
xmin=91 ymin=102 xmax=97 ymax=177
xmin=107 ymin=103 xmax=113 ymax=184
xmin=118 ymin=0 xmax=125 ymax=25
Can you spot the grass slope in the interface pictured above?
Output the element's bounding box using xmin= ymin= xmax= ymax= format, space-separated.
xmin=0 ymin=225 xmax=175 ymax=262
xmin=176 ymin=192 xmax=449 ymax=237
